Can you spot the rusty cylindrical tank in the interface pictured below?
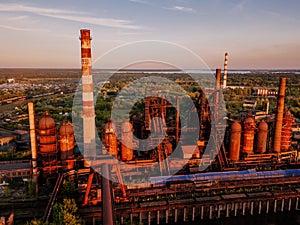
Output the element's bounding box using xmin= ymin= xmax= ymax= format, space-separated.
xmin=59 ymin=121 xmax=75 ymax=160
xmin=273 ymin=77 xmax=286 ymax=152
xmin=280 ymin=110 xmax=294 ymax=151
xmin=104 ymin=119 xmax=118 ymax=156
xmin=38 ymin=111 xmax=57 ymax=155
xmin=121 ymin=121 xmax=134 ymax=161
xmin=229 ymin=122 xmax=242 ymax=161
xmin=256 ymin=120 xmax=268 ymax=153
xmin=242 ymin=117 xmax=256 ymax=154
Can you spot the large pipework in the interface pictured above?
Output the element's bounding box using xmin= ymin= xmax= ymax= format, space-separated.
xmin=273 ymin=77 xmax=286 ymax=153
xmin=28 ymin=102 xmax=38 ymax=194
xmin=223 ymin=52 xmax=229 ymax=89
xmin=80 ymin=29 xmax=96 ymax=159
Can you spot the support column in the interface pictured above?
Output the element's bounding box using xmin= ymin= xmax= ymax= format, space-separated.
xmin=281 ymin=199 xmax=285 ymax=212
xmin=174 ymin=209 xmax=178 ymax=223
xmin=165 ymin=210 xmax=169 ymax=224
xmin=242 ymin=202 xmax=246 ymax=215
xmin=148 ymin=212 xmax=151 ymax=225
xmin=250 ymin=202 xmax=254 ymax=215
xmin=139 ymin=212 xmax=142 ymax=225
xmin=157 ymin=211 xmax=160 ymax=225
xmin=274 ymin=199 xmax=277 ymax=213
xmin=209 ymin=206 xmax=213 ymax=220
xmin=192 ymin=207 xmax=195 ymax=221
xmin=266 ymin=200 xmax=270 ymax=214
xmin=288 ymin=198 xmax=292 ymax=211
xmin=201 ymin=206 xmax=204 ymax=220
xmin=234 ymin=203 xmax=238 ymax=217
xmin=259 ymin=201 xmax=262 ymax=214
xmin=296 ymin=198 xmax=299 ymax=210
xmin=226 ymin=204 xmax=230 ymax=217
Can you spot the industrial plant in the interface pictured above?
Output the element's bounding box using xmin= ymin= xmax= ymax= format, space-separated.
xmin=1 ymin=29 xmax=300 ymax=225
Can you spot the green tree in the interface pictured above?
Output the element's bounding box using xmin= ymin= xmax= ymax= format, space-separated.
xmin=52 ymin=198 xmax=82 ymax=225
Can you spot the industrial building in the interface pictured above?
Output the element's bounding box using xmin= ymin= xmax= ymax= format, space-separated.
xmin=0 ymin=29 xmax=300 ymax=224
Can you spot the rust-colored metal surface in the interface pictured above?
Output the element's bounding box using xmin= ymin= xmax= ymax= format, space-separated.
xmin=280 ymin=110 xmax=294 ymax=151
xmin=273 ymin=77 xmax=286 ymax=153
xmin=256 ymin=120 xmax=268 ymax=154
xmin=38 ymin=112 xmax=55 ymax=132
xmin=104 ymin=119 xmax=118 ymax=156
xmin=121 ymin=121 xmax=134 ymax=161
xmin=229 ymin=121 xmax=241 ymax=161
xmin=38 ymin=111 xmax=57 ymax=155
xmin=242 ymin=117 xmax=256 ymax=154
xmin=59 ymin=121 xmax=75 ymax=160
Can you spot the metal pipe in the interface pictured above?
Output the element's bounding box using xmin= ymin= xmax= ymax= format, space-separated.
xmin=80 ymin=29 xmax=96 ymax=159
xmin=223 ymin=52 xmax=229 ymax=89
xmin=102 ymin=163 xmax=114 ymax=225
xmin=273 ymin=77 xmax=286 ymax=152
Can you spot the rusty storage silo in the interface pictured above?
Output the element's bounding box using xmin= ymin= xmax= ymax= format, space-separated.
xmin=104 ymin=119 xmax=118 ymax=156
xmin=242 ymin=117 xmax=256 ymax=154
xmin=256 ymin=120 xmax=268 ymax=154
xmin=229 ymin=121 xmax=241 ymax=161
xmin=121 ymin=121 xmax=134 ymax=161
xmin=38 ymin=111 xmax=57 ymax=156
xmin=59 ymin=121 xmax=75 ymax=161
xmin=280 ymin=110 xmax=294 ymax=151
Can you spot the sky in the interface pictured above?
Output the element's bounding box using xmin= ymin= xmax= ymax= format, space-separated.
xmin=0 ymin=0 xmax=300 ymax=69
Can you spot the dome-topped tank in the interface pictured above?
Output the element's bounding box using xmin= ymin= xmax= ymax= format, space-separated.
xmin=243 ymin=117 xmax=256 ymax=154
xmin=59 ymin=121 xmax=74 ymax=136
xmin=229 ymin=121 xmax=242 ymax=161
xmin=38 ymin=111 xmax=57 ymax=156
xmin=104 ymin=119 xmax=118 ymax=156
xmin=256 ymin=120 xmax=268 ymax=153
xmin=39 ymin=111 xmax=55 ymax=130
xmin=59 ymin=121 xmax=75 ymax=160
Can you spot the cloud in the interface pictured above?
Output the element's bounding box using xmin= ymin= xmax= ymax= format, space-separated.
xmin=41 ymin=13 xmax=142 ymax=30
xmin=0 ymin=3 xmax=142 ymax=30
xmin=167 ymin=5 xmax=195 ymax=13
xmin=232 ymin=0 xmax=248 ymax=12
xmin=0 ymin=24 xmax=32 ymax=31
xmin=129 ymin=0 xmax=150 ymax=5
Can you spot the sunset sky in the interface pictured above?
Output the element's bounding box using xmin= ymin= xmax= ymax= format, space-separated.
xmin=0 ymin=0 xmax=300 ymax=69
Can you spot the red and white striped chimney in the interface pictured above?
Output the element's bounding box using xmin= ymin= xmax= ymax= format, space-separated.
xmin=80 ymin=29 xmax=96 ymax=159
xmin=223 ymin=52 xmax=229 ymax=89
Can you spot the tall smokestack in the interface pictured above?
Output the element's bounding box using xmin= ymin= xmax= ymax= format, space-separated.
xmin=80 ymin=29 xmax=96 ymax=159
xmin=273 ymin=77 xmax=286 ymax=152
xmin=223 ymin=52 xmax=229 ymax=89
xmin=216 ymin=68 xmax=221 ymax=89
xmin=215 ymin=68 xmax=221 ymax=121
xmin=28 ymin=102 xmax=38 ymax=194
